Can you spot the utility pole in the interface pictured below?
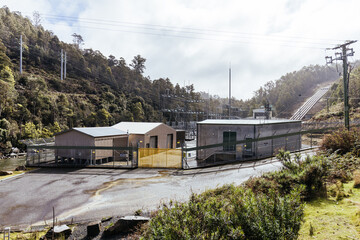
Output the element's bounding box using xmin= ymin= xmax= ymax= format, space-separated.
xmin=64 ymin=51 xmax=67 ymax=79
xmin=61 ymin=49 xmax=63 ymax=80
xmin=20 ymin=35 xmax=22 ymax=74
xmin=325 ymin=40 xmax=357 ymax=130
xmin=229 ymin=64 xmax=231 ymax=119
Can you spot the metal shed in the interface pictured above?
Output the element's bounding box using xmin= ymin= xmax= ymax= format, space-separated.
xmin=196 ymin=119 xmax=301 ymax=161
xmin=112 ymin=122 xmax=176 ymax=149
xmin=55 ymin=127 xmax=127 ymax=163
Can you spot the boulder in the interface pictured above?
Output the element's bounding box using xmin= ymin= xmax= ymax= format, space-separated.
xmin=103 ymin=216 xmax=150 ymax=236
xmin=15 ymin=165 xmax=26 ymax=171
xmin=0 ymin=171 xmax=13 ymax=176
xmin=87 ymin=221 xmax=101 ymax=237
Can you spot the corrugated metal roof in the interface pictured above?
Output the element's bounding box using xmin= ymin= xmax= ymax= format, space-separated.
xmin=197 ymin=119 xmax=301 ymax=125
xmin=112 ymin=122 xmax=163 ymax=134
xmin=73 ymin=127 xmax=126 ymax=137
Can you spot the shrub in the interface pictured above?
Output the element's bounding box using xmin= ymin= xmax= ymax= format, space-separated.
xmin=326 ymin=153 xmax=360 ymax=182
xmin=142 ymin=185 xmax=304 ymax=240
xmin=231 ymin=187 xmax=304 ymax=240
xmin=353 ymin=170 xmax=360 ymax=188
xmin=253 ymin=151 xmax=328 ymax=200
xmin=320 ymin=128 xmax=360 ymax=154
xmin=142 ymin=185 xmax=244 ymax=240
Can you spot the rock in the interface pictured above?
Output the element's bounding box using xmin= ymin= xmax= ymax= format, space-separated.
xmin=15 ymin=165 xmax=26 ymax=171
xmin=87 ymin=221 xmax=101 ymax=237
xmin=0 ymin=171 xmax=13 ymax=176
xmin=40 ymin=225 xmax=71 ymax=240
xmin=12 ymin=147 xmax=20 ymax=154
xmin=103 ymin=216 xmax=150 ymax=236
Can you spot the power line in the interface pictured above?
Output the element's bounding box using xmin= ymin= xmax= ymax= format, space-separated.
xmin=47 ymin=22 xmax=331 ymax=50
xmin=23 ymin=12 xmax=344 ymax=49
xmin=39 ymin=13 xmax=343 ymax=42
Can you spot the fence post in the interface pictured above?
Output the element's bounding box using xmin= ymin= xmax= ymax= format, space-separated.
xmin=38 ymin=149 xmax=40 ymax=164
xmin=90 ymin=149 xmax=93 ymax=165
xmin=181 ymin=144 xmax=184 ymax=169
xmin=4 ymin=227 xmax=10 ymax=240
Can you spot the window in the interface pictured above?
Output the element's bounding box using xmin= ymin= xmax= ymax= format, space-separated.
xmin=223 ymin=131 xmax=236 ymax=151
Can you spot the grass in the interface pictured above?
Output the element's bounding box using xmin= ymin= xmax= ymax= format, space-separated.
xmin=298 ymin=181 xmax=360 ymax=239
xmin=7 ymin=230 xmax=47 ymax=240
xmin=0 ymin=168 xmax=37 ymax=180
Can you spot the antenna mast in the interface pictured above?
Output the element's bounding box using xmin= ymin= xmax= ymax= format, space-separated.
xmin=229 ymin=63 xmax=231 ymax=119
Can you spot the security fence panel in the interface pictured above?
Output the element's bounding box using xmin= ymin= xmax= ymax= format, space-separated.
xmin=138 ymin=148 xmax=182 ymax=168
xmin=26 ymin=146 xmax=138 ymax=169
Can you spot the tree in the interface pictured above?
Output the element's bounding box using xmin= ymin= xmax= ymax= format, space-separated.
xmin=0 ymin=40 xmax=15 ymax=117
xmin=108 ymin=55 xmax=118 ymax=67
xmin=130 ymin=55 xmax=146 ymax=74
xmin=72 ymin=33 xmax=84 ymax=49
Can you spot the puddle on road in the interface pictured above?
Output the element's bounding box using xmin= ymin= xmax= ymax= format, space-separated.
xmin=51 ymin=170 xmax=171 ymax=223
xmin=84 ymin=170 xmax=170 ymax=197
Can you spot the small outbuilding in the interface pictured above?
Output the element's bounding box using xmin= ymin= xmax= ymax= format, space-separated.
xmin=55 ymin=127 xmax=127 ymax=163
xmin=112 ymin=122 xmax=176 ymax=149
xmin=196 ymin=119 xmax=301 ymax=162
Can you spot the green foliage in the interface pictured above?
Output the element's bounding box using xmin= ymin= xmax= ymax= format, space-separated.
xmin=231 ymin=188 xmax=303 ymax=240
xmin=143 ymin=185 xmax=304 ymax=240
xmin=321 ymin=128 xmax=360 ymax=154
xmin=247 ymin=65 xmax=339 ymax=118
xmin=246 ymin=151 xmax=327 ymax=200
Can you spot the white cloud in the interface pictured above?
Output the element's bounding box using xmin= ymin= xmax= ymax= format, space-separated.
xmin=2 ymin=0 xmax=360 ymax=100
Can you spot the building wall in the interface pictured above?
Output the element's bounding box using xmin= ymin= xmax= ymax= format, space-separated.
xmin=146 ymin=124 xmax=177 ymax=149
xmin=55 ymin=131 xmax=128 ymax=160
xmin=55 ymin=130 xmax=94 ymax=160
xmin=128 ymin=134 xmax=145 ymax=148
xmin=94 ymin=137 xmax=113 ymax=159
xmin=196 ymin=121 xmax=301 ymax=160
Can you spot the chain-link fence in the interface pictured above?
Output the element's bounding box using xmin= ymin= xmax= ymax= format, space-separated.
xmin=182 ymin=126 xmax=343 ymax=169
xmin=26 ymin=146 xmax=138 ymax=168
xmin=24 ymin=123 xmax=360 ymax=169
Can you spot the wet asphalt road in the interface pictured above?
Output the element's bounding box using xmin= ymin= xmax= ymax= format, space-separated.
xmin=0 ymin=152 xmax=313 ymax=227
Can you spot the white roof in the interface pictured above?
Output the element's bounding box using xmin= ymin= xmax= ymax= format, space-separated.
xmin=198 ymin=119 xmax=301 ymax=125
xmin=112 ymin=122 xmax=163 ymax=134
xmin=73 ymin=127 xmax=126 ymax=137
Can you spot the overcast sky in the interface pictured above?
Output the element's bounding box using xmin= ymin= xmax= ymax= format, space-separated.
xmin=2 ymin=0 xmax=360 ymax=100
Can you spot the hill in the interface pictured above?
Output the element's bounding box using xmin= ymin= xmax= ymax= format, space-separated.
xmin=0 ymin=7 xmax=210 ymax=153
xmin=243 ymin=65 xmax=339 ymax=118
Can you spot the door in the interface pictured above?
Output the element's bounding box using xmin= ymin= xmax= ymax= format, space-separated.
xmin=150 ymin=136 xmax=158 ymax=148
xmin=223 ymin=131 xmax=236 ymax=151
xmin=167 ymin=134 xmax=173 ymax=148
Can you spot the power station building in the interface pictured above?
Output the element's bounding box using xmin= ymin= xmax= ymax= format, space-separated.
xmin=54 ymin=122 xmax=177 ymax=164
xmin=112 ymin=122 xmax=177 ymax=149
xmin=196 ymin=119 xmax=301 ymax=162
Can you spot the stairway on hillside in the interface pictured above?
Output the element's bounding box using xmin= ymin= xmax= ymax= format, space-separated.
xmin=290 ymin=86 xmax=330 ymax=120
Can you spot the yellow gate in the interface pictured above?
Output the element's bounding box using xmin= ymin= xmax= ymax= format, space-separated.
xmin=138 ymin=148 xmax=182 ymax=168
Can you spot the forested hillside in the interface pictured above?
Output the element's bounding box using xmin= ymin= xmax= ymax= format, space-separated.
xmin=244 ymin=65 xmax=339 ymax=117
xmin=0 ymin=7 xmax=211 ymax=153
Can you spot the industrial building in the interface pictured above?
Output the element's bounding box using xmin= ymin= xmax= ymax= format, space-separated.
xmin=54 ymin=127 xmax=127 ymax=163
xmin=112 ymin=122 xmax=176 ymax=149
xmin=196 ymin=119 xmax=301 ymax=162
xmin=54 ymin=122 xmax=177 ymax=164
